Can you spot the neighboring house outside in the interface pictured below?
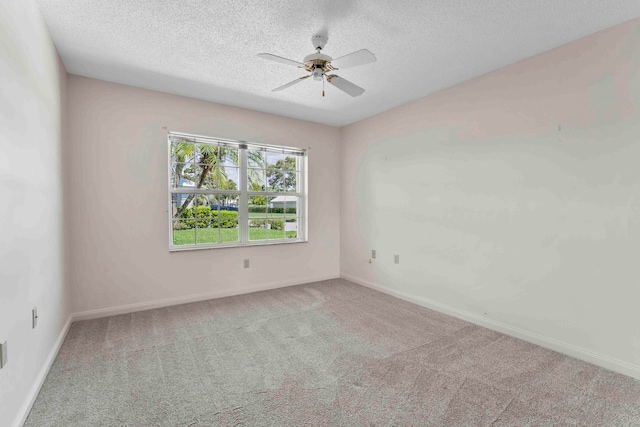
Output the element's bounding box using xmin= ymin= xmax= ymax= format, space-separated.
xmin=269 ymin=195 xmax=296 ymax=210
xmin=269 ymin=196 xmax=297 ymax=232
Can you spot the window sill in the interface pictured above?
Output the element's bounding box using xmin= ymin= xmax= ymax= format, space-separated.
xmin=169 ymin=238 xmax=308 ymax=252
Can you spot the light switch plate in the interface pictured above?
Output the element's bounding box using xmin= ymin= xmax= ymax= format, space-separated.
xmin=0 ymin=341 xmax=7 ymax=369
xmin=32 ymin=307 xmax=38 ymax=329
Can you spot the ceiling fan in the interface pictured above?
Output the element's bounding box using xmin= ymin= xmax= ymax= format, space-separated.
xmin=258 ymin=35 xmax=376 ymax=97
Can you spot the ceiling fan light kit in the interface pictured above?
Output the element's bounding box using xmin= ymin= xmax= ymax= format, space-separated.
xmin=258 ymin=35 xmax=376 ymax=97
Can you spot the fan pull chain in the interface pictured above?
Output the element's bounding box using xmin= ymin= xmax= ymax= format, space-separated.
xmin=322 ymin=75 xmax=325 ymax=97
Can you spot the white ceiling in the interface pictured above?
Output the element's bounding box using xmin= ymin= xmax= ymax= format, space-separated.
xmin=36 ymin=0 xmax=640 ymax=127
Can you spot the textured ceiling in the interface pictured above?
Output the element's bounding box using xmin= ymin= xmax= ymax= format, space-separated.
xmin=36 ymin=0 xmax=640 ymax=127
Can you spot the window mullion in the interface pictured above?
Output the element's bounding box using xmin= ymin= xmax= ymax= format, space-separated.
xmin=239 ymin=146 xmax=249 ymax=244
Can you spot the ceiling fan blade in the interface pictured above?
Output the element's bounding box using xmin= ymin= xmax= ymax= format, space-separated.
xmin=272 ymin=75 xmax=310 ymax=92
xmin=258 ymin=53 xmax=304 ymax=68
xmin=330 ymin=49 xmax=376 ymax=70
xmin=326 ymin=75 xmax=365 ymax=97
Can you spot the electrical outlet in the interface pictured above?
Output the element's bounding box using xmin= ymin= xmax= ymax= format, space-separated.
xmin=371 ymin=250 xmax=376 ymax=259
xmin=0 ymin=341 xmax=7 ymax=368
xmin=32 ymin=307 xmax=38 ymax=329
xmin=243 ymin=259 xmax=250 ymax=269
xmin=394 ymin=254 xmax=400 ymax=264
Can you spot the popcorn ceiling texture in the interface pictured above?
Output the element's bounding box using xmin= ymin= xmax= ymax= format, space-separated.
xmin=35 ymin=0 xmax=640 ymax=126
xmin=24 ymin=279 xmax=640 ymax=426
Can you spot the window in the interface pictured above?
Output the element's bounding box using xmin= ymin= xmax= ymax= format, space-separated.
xmin=168 ymin=132 xmax=307 ymax=250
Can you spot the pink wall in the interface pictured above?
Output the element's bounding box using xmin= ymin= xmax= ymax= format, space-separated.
xmin=66 ymin=76 xmax=340 ymax=315
xmin=341 ymin=19 xmax=640 ymax=377
xmin=0 ymin=1 xmax=71 ymax=426
xmin=5 ymin=12 xmax=640 ymax=427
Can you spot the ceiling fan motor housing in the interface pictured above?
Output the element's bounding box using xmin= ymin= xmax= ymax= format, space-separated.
xmin=311 ymin=34 xmax=328 ymax=51
xmin=303 ymin=53 xmax=334 ymax=73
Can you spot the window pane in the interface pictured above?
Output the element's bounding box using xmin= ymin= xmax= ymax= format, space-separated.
xmin=171 ymin=163 xmax=191 ymax=189
xmin=195 ymin=144 xmax=218 ymax=164
xmin=216 ymin=208 xmax=238 ymax=229
xmin=182 ymin=164 xmax=197 ymax=184
xmin=248 ymin=150 xmax=265 ymax=168
xmin=282 ymin=196 xmax=298 ymax=218
xmin=196 ymin=227 xmax=217 ymax=244
xmin=224 ymin=166 xmax=239 ymax=190
xmin=219 ymin=219 xmax=239 ymax=243
xmin=206 ymin=196 xmax=221 ymax=217
xmin=266 ymin=152 xmax=284 ymax=167
xmin=248 ymin=196 xmax=267 ymax=217
xmin=172 ymin=193 xmax=195 ymax=220
xmin=193 ymin=200 xmax=218 ymax=244
xmin=171 ymin=163 xmax=196 ymax=190
xmin=170 ymin=145 xmax=177 ymax=164
xmin=194 ymin=164 xmax=213 ymax=189
xmin=285 ymin=218 xmax=298 ymax=239
xmin=265 ymin=196 xmax=273 ymax=216
xmin=266 ymin=168 xmax=283 ymax=192
xmin=194 ymin=144 xmax=224 ymax=189
xmin=217 ymin=194 xmax=239 ymax=209
xmin=249 ymin=217 xmax=267 ymax=241
xmin=194 ymin=198 xmax=213 ymax=229
xmin=171 ymin=142 xmax=195 ymax=164
xmin=265 ymin=196 xmax=282 ymax=217
xmin=267 ymin=218 xmax=285 ymax=240
xmin=219 ymin=147 xmax=239 ymax=166
xmin=248 ymin=168 xmax=265 ymax=191
xmin=285 ymin=172 xmax=297 ymax=192
xmin=173 ymin=220 xmax=195 ymax=245
xmin=283 ymin=156 xmax=297 ymax=172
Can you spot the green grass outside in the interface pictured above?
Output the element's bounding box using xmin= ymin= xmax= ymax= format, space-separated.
xmin=173 ymin=227 xmax=297 ymax=245
xmin=247 ymin=212 xmax=297 ymax=219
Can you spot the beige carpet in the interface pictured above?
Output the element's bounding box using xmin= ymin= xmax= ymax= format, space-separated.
xmin=25 ymin=279 xmax=640 ymax=426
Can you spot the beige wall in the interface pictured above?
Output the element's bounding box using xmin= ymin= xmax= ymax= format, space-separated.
xmin=0 ymin=1 xmax=70 ymax=426
xmin=341 ymin=19 xmax=640 ymax=377
xmin=66 ymin=76 xmax=341 ymax=314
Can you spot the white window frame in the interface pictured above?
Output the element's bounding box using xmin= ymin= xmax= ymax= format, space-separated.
xmin=168 ymin=131 xmax=308 ymax=251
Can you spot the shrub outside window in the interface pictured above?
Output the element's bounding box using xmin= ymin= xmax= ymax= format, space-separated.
xmin=168 ymin=132 xmax=307 ymax=250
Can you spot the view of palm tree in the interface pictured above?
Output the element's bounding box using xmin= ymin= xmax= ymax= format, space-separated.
xmin=171 ymin=142 xmax=244 ymax=216
xmin=170 ymin=139 xmax=301 ymax=246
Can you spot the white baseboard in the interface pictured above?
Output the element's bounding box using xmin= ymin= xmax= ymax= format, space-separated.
xmin=72 ymin=274 xmax=340 ymax=321
xmin=13 ymin=315 xmax=73 ymax=427
xmin=341 ymin=273 xmax=640 ymax=381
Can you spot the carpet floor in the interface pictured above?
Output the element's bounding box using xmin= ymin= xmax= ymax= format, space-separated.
xmin=25 ymin=279 xmax=640 ymax=426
